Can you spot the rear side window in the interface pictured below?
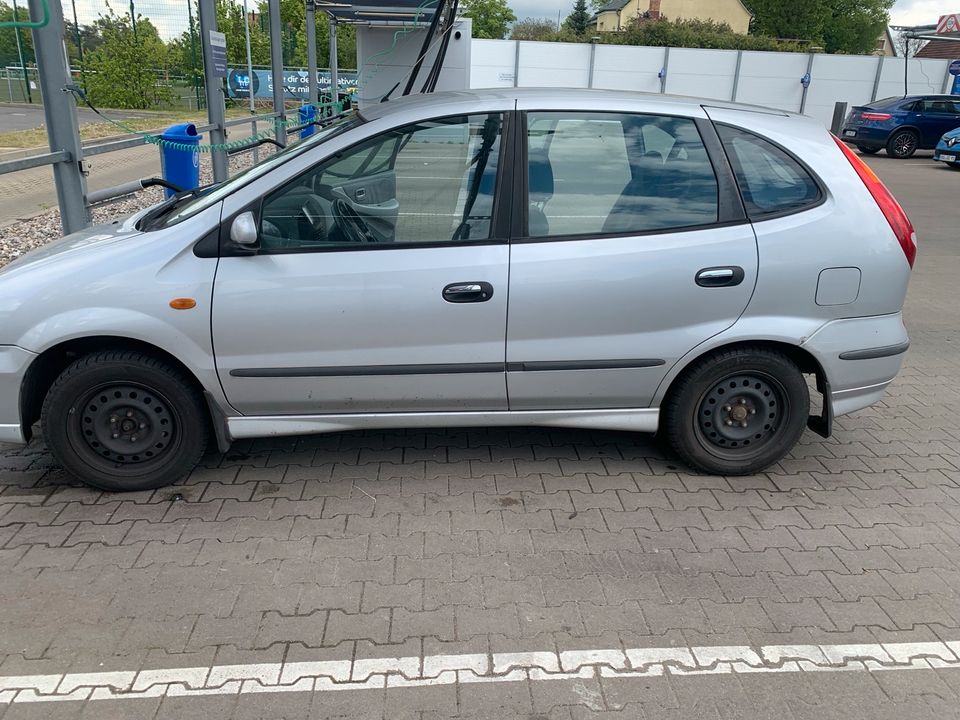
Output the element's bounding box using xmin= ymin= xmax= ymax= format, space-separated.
xmin=717 ymin=125 xmax=821 ymax=218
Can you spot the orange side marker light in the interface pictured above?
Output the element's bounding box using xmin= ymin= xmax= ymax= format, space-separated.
xmin=169 ymin=298 xmax=197 ymax=310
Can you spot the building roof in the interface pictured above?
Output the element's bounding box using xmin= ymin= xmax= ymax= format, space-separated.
xmin=916 ymin=36 xmax=960 ymax=59
xmin=595 ymin=0 xmax=631 ymax=14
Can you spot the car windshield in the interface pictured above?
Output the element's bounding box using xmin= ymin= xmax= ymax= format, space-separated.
xmin=157 ymin=112 xmax=365 ymax=227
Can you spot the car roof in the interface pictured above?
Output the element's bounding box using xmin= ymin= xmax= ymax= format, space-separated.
xmin=358 ymin=87 xmax=794 ymax=121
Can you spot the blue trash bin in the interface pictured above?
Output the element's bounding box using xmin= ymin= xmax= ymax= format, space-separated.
xmin=299 ymin=104 xmax=317 ymax=140
xmin=159 ymin=123 xmax=201 ymax=198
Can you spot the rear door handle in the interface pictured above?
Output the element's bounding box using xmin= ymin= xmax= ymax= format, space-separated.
xmin=696 ymin=266 xmax=745 ymax=287
xmin=443 ymin=282 xmax=494 ymax=303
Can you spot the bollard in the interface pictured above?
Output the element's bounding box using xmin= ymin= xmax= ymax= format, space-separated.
xmin=159 ymin=123 xmax=201 ymax=198
xmin=830 ymin=102 xmax=849 ymax=136
xmin=299 ymin=104 xmax=317 ymax=139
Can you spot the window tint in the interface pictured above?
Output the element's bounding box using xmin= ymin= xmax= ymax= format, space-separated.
xmin=259 ymin=114 xmax=502 ymax=251
xmin=921 ymin=99 xmax=960 ymax=114
xmin=717 ymin=125 xmax=821 ymax=218
xmin=524 ymin=112 xmax=719 ymax=238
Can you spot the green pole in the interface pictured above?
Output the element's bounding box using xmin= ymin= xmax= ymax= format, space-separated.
xmin=11 ymin=0 xmax=32 ymax=103
xmin=129 ymin=0 xmax=138 ymax=41
xmin=188 ymin=0 xmax=202 ymax=109
xmin=70 ymin=0 xmax=85 ymax=91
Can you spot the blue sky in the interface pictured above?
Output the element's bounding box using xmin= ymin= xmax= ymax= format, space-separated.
xmin=67 ymin=0 xmax=952 ymax=41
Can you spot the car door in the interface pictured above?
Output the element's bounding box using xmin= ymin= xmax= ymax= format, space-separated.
xmin=212 ymin=112 xmax=511 ymax=416
xmin=506 ymin=106 xmax=757 ymax=410
xmin=919 ymin=99 xmax=960 ymax=146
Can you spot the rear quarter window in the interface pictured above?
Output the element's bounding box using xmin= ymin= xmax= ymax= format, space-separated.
xmin=717 ymin=125 xmax=822 ymax=218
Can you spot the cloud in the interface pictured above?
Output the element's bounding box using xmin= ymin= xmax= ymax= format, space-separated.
xmin=890 ymin=0 xmax=952 ymax=27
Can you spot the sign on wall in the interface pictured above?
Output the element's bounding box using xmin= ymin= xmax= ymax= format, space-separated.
xmin=937 ymin=14 xmax=960 ymax=33
xmin=209 ymin=31 xmax=228 ymax=78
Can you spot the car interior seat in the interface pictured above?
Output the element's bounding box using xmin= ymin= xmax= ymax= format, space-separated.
xmin=527 ymin=149 xmax=554 ymax=236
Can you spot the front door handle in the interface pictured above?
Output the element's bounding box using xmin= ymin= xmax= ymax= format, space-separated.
xmin=443 ymin=282 xmax=494 ymax=303
xmin=696 ymin=266 xmax=745 ymax=288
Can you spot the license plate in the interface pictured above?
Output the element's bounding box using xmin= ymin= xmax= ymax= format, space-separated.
xmin=843 ymin=130 xmax=857 ymax=138
xmin=939 ymin=153 xmax=957 ymax=162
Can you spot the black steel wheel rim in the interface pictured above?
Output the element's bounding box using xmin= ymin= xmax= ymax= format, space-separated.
xmin=893 ymin=133 xmax=916 ymax=156
xmin=69 ymin=382 xmax=181 ymax=474
xmin=694 ymin=372 xmax=788 ymax=460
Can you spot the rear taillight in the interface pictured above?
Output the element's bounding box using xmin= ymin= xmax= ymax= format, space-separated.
xmin=860 ymin=112 xmax=892 ymax=121
xmin=832 ymin=134 xmax=917 ymax=268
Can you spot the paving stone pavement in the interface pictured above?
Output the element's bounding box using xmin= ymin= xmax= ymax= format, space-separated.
xmin=0 ymin=158 xmax=959 ymax=719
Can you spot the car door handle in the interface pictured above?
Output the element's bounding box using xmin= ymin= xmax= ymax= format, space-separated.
xmin=443 ymin=282 xmax=494 ymax=303
xmin=696 ymin=266 xmax=745 ymax=287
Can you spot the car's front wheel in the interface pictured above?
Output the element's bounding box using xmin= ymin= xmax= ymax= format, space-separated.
xmin=661 ymin=347 xmax=810 ymax=475
xmin=41 ymin=350 xmax=208 ymax=491
xmin=886 ymin=129 xmax=919 ymax=159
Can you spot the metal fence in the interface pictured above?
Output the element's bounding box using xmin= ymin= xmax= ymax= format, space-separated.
xmin=0 ymin=0 xmax=358 ymax=234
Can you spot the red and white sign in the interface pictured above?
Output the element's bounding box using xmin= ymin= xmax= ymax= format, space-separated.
xmin=937 ymin=13 xmax=960 ymax=33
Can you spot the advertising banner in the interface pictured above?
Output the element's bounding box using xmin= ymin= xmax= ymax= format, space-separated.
xmin=226 ymin=69 xmax=359 ymax=100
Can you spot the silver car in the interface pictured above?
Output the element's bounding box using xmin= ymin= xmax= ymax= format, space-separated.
xmin=0 ymin=88 xmax=916 ymax=491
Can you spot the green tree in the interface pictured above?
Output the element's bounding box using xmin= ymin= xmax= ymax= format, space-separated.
xmin=510 ymin=17 xmax=560 ymax=40
xmin=564 ymin=0 xmax=592 ymax=38
xmin=85 ymin=9 xmax=173 ymax=109
xmin=741 ymin=0 xmax=825 ymax=44
xmin=0 ymin=1 xmax=34 ymax=70
xmin=460 ymin=0 xmax=516 ymax=39
xmin=611 ymin=17 xmax=805 ymax=52
xmin=821 ymin=0 xmax=893 ymax=54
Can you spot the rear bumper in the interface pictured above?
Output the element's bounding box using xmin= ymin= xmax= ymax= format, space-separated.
xmin=802 ymin=313 xmax=909 ymax=418
xmin=0 ymin=345 xmax=36 ymax=445
xmin=840 ymin=126 xmax=889 ymax=148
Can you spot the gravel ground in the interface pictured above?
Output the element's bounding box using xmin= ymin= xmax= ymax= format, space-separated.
xmin=0 ymin=148 xmax=271 ymax=268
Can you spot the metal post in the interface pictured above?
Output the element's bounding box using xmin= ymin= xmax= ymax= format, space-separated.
xmin=830 ymin=102 xmax=847 ymax=135
xmin=731 ymin=49 xmax=742 ymax=102
xmin=29 ymin=0 xmax=88 ymax=233
xmin=268 ymin=0 xmax=286 ymax=146
xmin=12 ymin=0 xmax=32 ymax=103
xmin=513 ymin=40 xmax=520 ymax=87
xmin=305 ymin=0 xmax=318 ymax=105
xmin=942 ymin=64 xmax=953 ymax=94
xmin=242 ymin=0 xmax=258 ymax=162
xmin=904 ymin=40 xmax=909 ymax=95
xmin=587 ymin=40 xmax=596 ymax=89
xmin=328 ymin=14 xmax=338 ymax=108
xmin=198 ymin=0 xmax=228 ymax=181
xmin=799 ymin=52 xmax=815 ymax=114
xmin=871 ymin=55 xmax=884 ymax=101
xmin=659 ymin=46 xmax=669 ymax=93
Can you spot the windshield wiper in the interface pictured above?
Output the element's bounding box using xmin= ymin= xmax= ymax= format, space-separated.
xmin=137 ymin=184 xmax=215 ymax=231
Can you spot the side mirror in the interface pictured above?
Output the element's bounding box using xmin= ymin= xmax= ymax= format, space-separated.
xmin=230 ymin=211 xmax=259 ymax=247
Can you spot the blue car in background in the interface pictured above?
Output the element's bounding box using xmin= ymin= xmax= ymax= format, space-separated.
xmin=841 ymin=95 xmax=960 ymax=158
xmin=934 ymin=126 xmax=960 ymax=169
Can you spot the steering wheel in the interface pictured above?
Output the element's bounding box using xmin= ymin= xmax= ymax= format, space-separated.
xmin=333 ymin=197 xmax=374 ymax=243
xmin=298 ymin=196 xmax=329 ymax=244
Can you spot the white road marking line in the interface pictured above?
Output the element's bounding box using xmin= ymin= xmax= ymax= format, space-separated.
xmin=2 ymin=640 xmax=959 ymax=704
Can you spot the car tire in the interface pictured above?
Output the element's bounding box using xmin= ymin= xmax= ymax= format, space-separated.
xmin=856 ymin=146 xmax=880 ymax=155
xmin=949 ymin=162 xmax=960 ymax=170
xmin=41 ymin=350 xmax=209 ymax=491
xmin=886 ymin=129 xmax=919 ymax=159
xmin=661 ymin=347 xmax=810 ymax=476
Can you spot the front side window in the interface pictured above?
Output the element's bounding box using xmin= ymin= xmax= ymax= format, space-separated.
xmin=524 ymin=111 xmax=719 ymax=238
xmin=260 ymin=113 xmax=503 ymax=251
xmin=717 ymin=125 xmax=821 ymax=218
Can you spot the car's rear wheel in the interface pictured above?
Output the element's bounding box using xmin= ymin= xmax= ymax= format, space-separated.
xmin=886 ymin=129 xmax=919 ymax=159
xmin=661 ymin=348 xmax=810 ymax=476
xmin=857 ymin=145 xmax=880 ymax=155
xmin=41 ymin=350 xmax=208 ymax=491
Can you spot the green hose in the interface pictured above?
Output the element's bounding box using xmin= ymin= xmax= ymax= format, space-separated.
xmin=0 ymin=0 xmax=49 ymax=29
